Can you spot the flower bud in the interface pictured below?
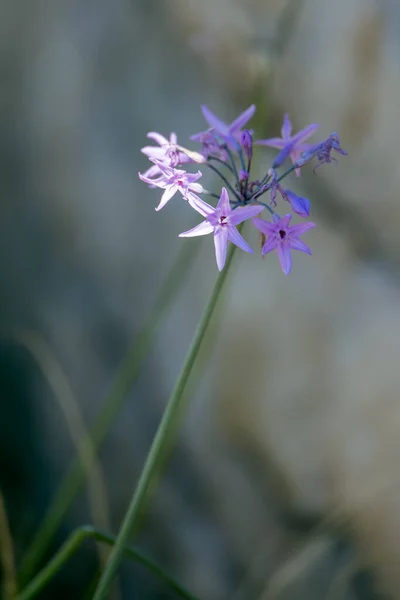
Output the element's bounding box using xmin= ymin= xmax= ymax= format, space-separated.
xmin=284 ymin=190 xmax=310 ymax=218
xmin=240 ymin=129 xmax=253 ymax=159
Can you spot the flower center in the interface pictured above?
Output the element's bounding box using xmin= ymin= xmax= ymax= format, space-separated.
xmin=219 ymin=215 xmax=227 ymax=226
xmin=279 ymin=229 xmax=286 ymax=239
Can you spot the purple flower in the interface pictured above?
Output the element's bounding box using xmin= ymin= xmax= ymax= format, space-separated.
xmin=297 ymin=132 xmax=347 ymax=170
xmin=139 ymin=161 xmax=205 ymax=211
xmin=191 ymin=105 xmax=256 ymax=154
xmin=253 ymin=214 xmax=316 ymax=275
xmin=256 ymin=114 xmax=318 ymax=176
xmin=179 ymin=187 xmax=264 ymax=271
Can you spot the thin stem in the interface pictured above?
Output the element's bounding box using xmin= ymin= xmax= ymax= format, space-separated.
xmin=18 ymin=526 xmax=199 ymax=600
xmin=237 ymin=147 xmax=246 ymax=174
xmin=254 ymin=200 xmax=275 ymax=216
xmin=205 ymin=163 xmax=241 ymax=202
xmin=208 ymin=155 xmax=234 ymax=174
xmin=18 ymin=241 xmax=199 ymax=586
xmin=0 ymin=490 xmax=17 ymax=600
xmin=224 ymin=146 xmax=240 ymax=185
xmin=92 ymin=236 xmax=240 ymax=600
xmin=276 ymin=163 xmax=297 ymax=182
xmin=253 ymin=171 xmax=272 ymax=195
xmin=242 ymin=157 xmax=251 ymax=198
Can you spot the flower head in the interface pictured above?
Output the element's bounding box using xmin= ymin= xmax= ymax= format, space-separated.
xmin=191 ymin=105 xmax=256 ymax=155
xmin=253 ymin=214 xmax=316 ymax=275
xmin=257 ymin=114 xmax=318 ymax=176
xmin=179 ymin=187 xmax=263 ymax=271
xmin=139 ymin=161 xmax=204 ymax=211
xmin=141 ymin=131 xmax=192 ymax=179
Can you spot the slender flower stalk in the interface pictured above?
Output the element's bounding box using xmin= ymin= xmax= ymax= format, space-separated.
xmin=92 ymin=234 xmax=242 ymax=600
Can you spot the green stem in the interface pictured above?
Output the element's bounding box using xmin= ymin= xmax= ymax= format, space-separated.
xmin=92 ymin=238 xmax=240 ymax=600
xmin=18 ymin=526 xmax=199 ymax=600
xmin=18 ymin=242 xmax=199 ymax=586
xmin=206 ymin=163 xmax=242 ymax=202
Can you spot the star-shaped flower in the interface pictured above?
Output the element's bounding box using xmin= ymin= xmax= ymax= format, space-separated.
xmin=139 ymin=161 xmax=204 ymax=211
xmin=253 ymin=214 xmax=316 ymax=275
xmin=256 ymin=114 xmax=318 ymax=176
xmin=179 ymin=187 xmax=264 ymax=271
xmin=191 ymin=105 xmax=256 ymax=154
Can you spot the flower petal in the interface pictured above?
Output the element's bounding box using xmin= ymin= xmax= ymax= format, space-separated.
xmin=228 ymin=105 xmax=256 ymax=132
xmin=278 ymin=214 xmax=293 ymax=229
xmin=227 ymin=226 xmax=253 ymax=253
xmin=147 ymin=132 xmax=169 ymax=145
xmin=186 ymin=194 xmax=215 ymax=216
xmin=292 ymin=123 xmax=319 ymax=145
xmin=281 ymin=114 xmax=292 ymax=140
xmin=228 ymin=204 xmax=264 ymax=226
xmin=179 ymin=221 xmax=214 ymax=237
xmin=214 ymin=227 xmax=229 ymax=271
xmin=156 ymin=185 xmax=178 ymax=210
xmin=276 ymin=242 xmax=292 ymax=275
xmin=272 ymin=145 xmax=293 ymax=169
xmin=288 ymin=221 xmax=316 ymax=236
xmin=216 ymin=187 xmax=231 ymax=215
xmin=140 ymin=164 xmax=162 ymax=180
xmin=289 ymin=237 xmax=312 ymax=255
xmin=201 ymin=106 xmax=229 ymax=136
xmin=252 ymin=217 xmax=277 ymax=234
xmin=141 ymin=146 xmax=168 ymax=159
xmin=284 ymin=190 xmax=310 ymax=218
xmin=256 ymin=138 xmax=286 ymax=149
xmin=261 ymin=236 xmax=278 ymax=255
xmin=138 ymin=171 xmax=165 ymax=186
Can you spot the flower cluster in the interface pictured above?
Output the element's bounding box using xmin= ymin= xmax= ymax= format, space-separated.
xmin=139 ymin=106 xmax=347 ymax=275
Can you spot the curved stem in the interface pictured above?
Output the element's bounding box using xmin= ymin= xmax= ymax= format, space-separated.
xmin=92 ymin=237 xmax=240 ymax=600
xmin=208 ymin=155 xmax=233 ymax=173
xmin=18 ymin=242 xmax=199 ymax=586
xmin=254 ymin=200 xmax=275 ymax=216
xmin=276 ymin=163 xmax=297 ymax=182
xmin=224 ymin=146 xmax=240 ymax=185
xmin=205 ymin=163 xmax=242 ymax=202
xmin=18 ymin=526 xmax=199 ymax=600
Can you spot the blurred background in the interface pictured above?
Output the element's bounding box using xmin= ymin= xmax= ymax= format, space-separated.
xmin=1 ymin=0 xmax=399 ymax=598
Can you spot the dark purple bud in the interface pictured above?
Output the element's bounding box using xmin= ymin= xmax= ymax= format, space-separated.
xmin=239 ymin=169 xmax=249 ymax=180
xmin=284 ymin=190 xmax=310 ymax=217
xmin=240 ymin=129 xmax=253 ymax=159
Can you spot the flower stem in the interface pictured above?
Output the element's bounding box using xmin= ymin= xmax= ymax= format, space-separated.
xmin=18 ymin=242 xmax=199 ymax=586
xmin=224 ymin=146 xmax=240 ymax=185
xmin=205 ymin=163 xmax=242 ymax=202
xmin=92 ymin=238 xmax=240 ymax=600
xmin=276 ymin=163 xmax=297 ymax=182
xmin=208 ymin=155 xmax=234 ymax=173
xmin=18 ymin=526 xmax=199 ymax=600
